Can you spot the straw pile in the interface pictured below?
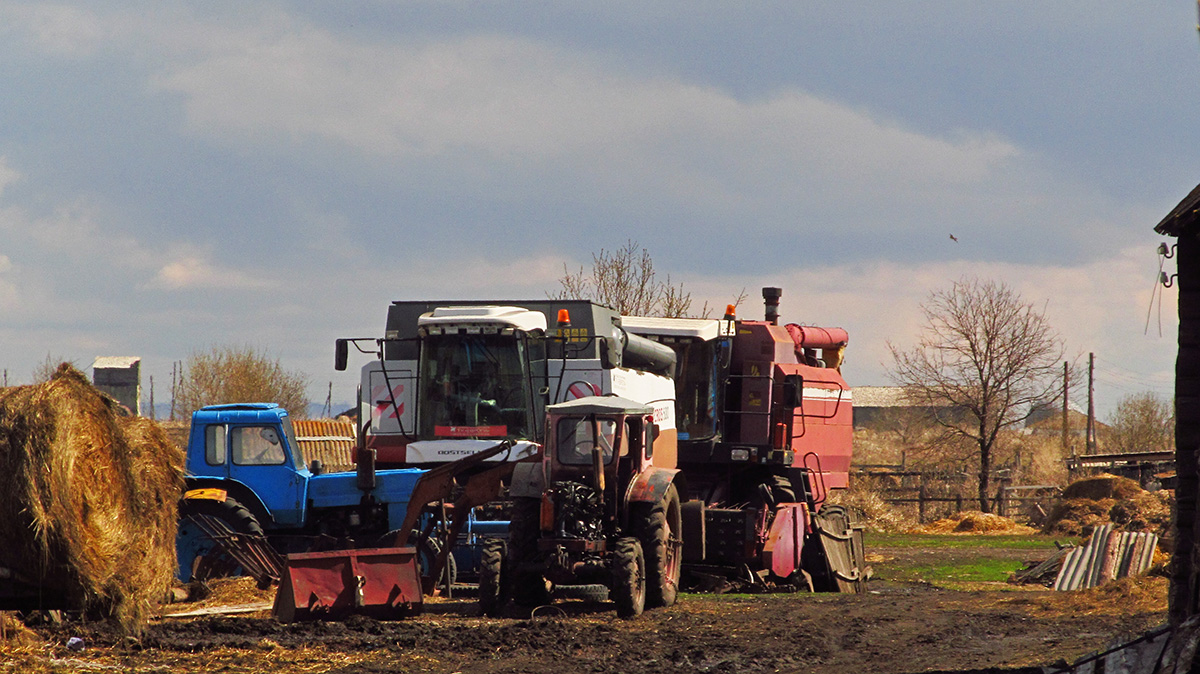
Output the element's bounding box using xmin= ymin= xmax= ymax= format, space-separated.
xmin=1042 ymin=474 xmax=1171 ymax=539
xmin=0 ymin=364 xmax=184 ymax=633
xmin=914 ymin=511 xmax=1037 ymax=535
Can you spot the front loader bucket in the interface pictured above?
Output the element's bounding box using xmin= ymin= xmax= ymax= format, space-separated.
xmin=273 ymin=547 xmax=423 ymax=623
xmin=810 ymin=505 xmax=869 ymax=594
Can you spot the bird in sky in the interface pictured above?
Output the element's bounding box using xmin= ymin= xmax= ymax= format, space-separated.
xmin=949 ymin=234 xmax=958 ymax=242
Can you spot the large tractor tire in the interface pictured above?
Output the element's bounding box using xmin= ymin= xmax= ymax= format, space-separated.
xmin=508 ymin=497 xmax=551 ymax=606
xmin=632 ymin=483 xmax=682 ymax=608
xmin=177 ymin=496 xmax=264 ymax=582
xmin=478 ymin=537 xmax=508 ymax=617
xmin=612 ymin=537 xmax=646 ymax=619
xmin=415 ymin=534 xmax=458 ymax=591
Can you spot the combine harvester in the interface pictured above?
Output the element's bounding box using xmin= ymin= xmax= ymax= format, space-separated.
xmin=622 ymin=287 xmax=866 ymax=592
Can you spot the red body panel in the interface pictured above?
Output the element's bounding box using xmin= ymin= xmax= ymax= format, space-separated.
xmin=762 ymin=503 xmax=810 ymax=578
xmin=729 ymin=322 xmax=853 ymax=492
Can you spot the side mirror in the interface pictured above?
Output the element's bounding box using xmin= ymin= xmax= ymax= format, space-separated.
xmin=645 ymin=422 xmax=658 ymax=459
xmin=335 ymin=339 xmax=348 ymax=371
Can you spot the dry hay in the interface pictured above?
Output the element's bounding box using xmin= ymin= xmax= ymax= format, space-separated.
xmin=0 ymin=364 xmax=184 ymax=633
xmin=914 ymin=511 xmax=1037 ymax=535
xmin=996 ymin=575 xmax=1168 ymax=617
xmin=824 ymin=488 xmax=916 ymax=533
xmin=1061 ymin=474 xmax=1144 ymax=501
xmin=1043 ymin=474 xmax=1172 ymax=539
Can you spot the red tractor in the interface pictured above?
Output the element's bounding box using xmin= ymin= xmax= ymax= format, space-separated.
xmin=481 ymin=396 xmax=684 ymax=618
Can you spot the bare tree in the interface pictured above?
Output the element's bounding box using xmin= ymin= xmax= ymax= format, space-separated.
xmin=553 ymin=240 xmax=710 ymax=318
xmin=1104 ymin=391 xmax=1173 ymax=454
xmin=33 ymin=354 xmax=78 ymax=383
xmin=175 ymin=345 xmax=310 ymax=419
xmin=888 ymin=278 xmax=1066 ymax=512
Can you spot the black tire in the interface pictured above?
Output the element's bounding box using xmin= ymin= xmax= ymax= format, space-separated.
xmin=415 ymin=534 xmax=457 ymax=590
xmin=632 ymin=484 xmax=682 ymax=608
xmin=612 ymin=537 xmax=646 ymax=619
xmin=554 ymin=584 xmax=610 ymax=602
xmin=478 ymin=537 xmax=508 ymax=617
xmin=178 ymin=496 xmax=264 ymax=582
xmin=508 ymin=497 xmax=551 ymax=606
xmin=772 ymin=474 xmax=797 ymax=505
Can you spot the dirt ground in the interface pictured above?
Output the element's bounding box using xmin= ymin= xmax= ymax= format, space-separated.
xmin=0 ymin=543 xmax=1168 ymax=674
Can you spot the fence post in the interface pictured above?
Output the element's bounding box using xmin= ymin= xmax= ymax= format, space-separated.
xmin=918 ymin=477 xmax=927 ymax=523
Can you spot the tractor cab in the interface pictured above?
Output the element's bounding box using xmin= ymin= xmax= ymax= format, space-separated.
xmin=545 ymin=396 xmax=659 ymax=508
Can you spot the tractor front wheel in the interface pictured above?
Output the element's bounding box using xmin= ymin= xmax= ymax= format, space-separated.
xmin=478 ymin=537 xmax=508 ymax=617
xmin=612 ymin=537 xmax=646 ymax=619
xmin=508 ymin=497 xmax=551 ymax=606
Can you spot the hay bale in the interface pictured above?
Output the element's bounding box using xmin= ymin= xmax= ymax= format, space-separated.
xmin=0 ymin=364 xmax=184 ymax=633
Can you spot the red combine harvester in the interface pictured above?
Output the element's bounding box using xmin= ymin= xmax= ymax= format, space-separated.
xmin=623 ymin=287 xmax=867 ymax=592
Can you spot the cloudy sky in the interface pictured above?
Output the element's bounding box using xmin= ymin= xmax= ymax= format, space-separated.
xmin=0 ymin=2 xmax=1192 ymax=417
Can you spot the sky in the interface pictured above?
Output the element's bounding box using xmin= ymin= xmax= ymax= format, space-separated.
xmin=0 ymin=1 xmax=1192 ymax=418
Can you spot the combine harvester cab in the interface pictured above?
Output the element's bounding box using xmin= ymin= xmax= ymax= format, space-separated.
xmin=622 ymin=287 xmax=867 ymax=593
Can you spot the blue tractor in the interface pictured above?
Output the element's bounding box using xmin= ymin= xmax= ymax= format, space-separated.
xmin=176 ymin=403 xmax=510 ymax=619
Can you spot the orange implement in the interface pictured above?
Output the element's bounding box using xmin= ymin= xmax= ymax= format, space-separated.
xmin=273 ymin=547 xmax=423 ymax=622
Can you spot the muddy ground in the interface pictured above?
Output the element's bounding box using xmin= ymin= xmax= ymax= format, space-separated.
xmin=1 ymin=542 xmax=1168 ymax=674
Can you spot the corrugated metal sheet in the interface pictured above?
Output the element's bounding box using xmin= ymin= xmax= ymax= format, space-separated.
xmin=1053 ymin=524 xmax=1158 ymax=591
xmin=293 ymin=419 xmax=356 ymax=473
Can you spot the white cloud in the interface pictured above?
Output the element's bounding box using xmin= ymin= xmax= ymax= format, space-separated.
xmin=146 ymin=255 xmax=277 ymax=291
xmin=0 ymin=3 xmax=109 ymax=57
xmin=0 ymin=157 xmax=18 ymax=195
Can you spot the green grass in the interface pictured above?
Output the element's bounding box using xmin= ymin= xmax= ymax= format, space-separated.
xmin=867 ymin=532 xmax=1066 ymax=589
xmin=869 ymin=532 xmax=1067 ymax=550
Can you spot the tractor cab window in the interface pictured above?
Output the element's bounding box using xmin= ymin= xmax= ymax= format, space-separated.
xmin=418 ymin=332 xmax=535 ymax=439
xmin=205 ymin=424 xmax=227 ymax=465
xmin=557 ymin=416 xmax=618 ymax=466
xmin=231 ymin=425 xmax=287 ymax=466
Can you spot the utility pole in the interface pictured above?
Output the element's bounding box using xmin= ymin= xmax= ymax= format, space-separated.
xmin=1086 ymin=352 xmax=1096 ymax=454
xmin=1062 ymin=361 xmax=1070 ymax=456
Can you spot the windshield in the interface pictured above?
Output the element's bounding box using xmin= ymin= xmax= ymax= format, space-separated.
xmin=673 ymin=338 xmax=722 ymax=440
xmin=556 ymin=416 xmax=618 ymax=465
xmin=418 ymin=332 xmax=534 ymax=439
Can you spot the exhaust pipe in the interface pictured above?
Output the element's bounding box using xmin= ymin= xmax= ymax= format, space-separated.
xmin=762 ymin=287 xmax=782 ymax=325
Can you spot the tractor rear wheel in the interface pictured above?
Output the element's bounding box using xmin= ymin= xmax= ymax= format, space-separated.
xmin=178 ymin=496 xmax=264 ymax=582
xmin=632 ymin=484 xmax=682 ymax=608
xmin=508 ymin=497 xmax=551 ymax=606
xmin=612 ymin=537 xmax=645 ymax=619
xmin=478 ymin=537 xmax=508 ymax=617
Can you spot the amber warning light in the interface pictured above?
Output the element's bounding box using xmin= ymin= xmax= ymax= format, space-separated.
xmin=724 ymin=304 xmax=737 ymax=320
xmin=557 ymin=309 xmax=571 ymax=327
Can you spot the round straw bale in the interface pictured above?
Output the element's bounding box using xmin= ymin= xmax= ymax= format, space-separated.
xmin=0 ymin=365 xmax=183 ymax=633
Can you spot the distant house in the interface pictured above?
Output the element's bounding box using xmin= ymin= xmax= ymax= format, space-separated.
xmin=1023 ymin=402 xmax=1100 ymax=438
xmin=852 ymin=385 xmax=965 ymax=431
xmin=91 ymin=356 xmax=141 ymax=415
